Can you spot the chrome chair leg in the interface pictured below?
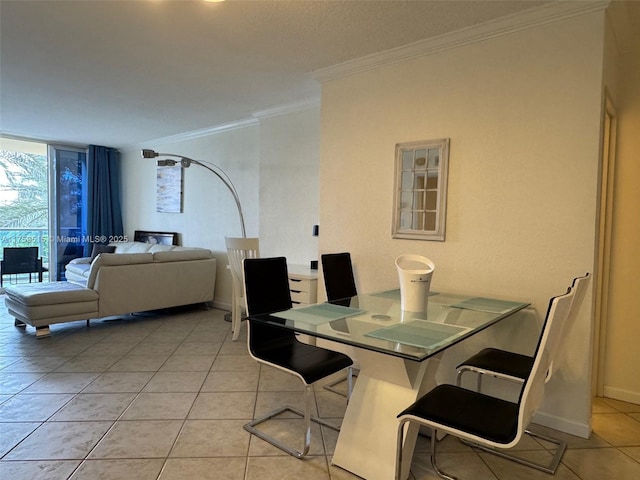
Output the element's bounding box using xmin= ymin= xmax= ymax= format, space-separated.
xmin=323 ymin=367 xmax=357 ymax=400
xmin=461 ymin=428 xmax=567 ymax=474
xmin=243 ymin=385 xmax=340 ymax=458
xmin=456 ymin=367 xmax=483 ymax=392
xmin=429 ymin=430 xmax=457 ymax=480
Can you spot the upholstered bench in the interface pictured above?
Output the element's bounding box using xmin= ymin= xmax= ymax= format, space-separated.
xmin=4 ymin=282 xmax=99 ymax=338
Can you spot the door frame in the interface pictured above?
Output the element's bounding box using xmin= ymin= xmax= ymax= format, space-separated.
xmin=47 ymin=144 xmax=88 ymax=281
xmin=592 ymin=91 xmax=617 ymax=397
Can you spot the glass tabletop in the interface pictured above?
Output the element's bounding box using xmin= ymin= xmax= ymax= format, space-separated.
xmin=250 ymin=289 xmax=530 ymax=361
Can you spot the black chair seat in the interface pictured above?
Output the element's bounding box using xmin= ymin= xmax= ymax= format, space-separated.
xmin=399 ymin=384 xmax=519 ymax=445
xmin=458 ymin=347 xmax=534 ymax=381
xmin=252 ymin=333 xmax=353 ymax=385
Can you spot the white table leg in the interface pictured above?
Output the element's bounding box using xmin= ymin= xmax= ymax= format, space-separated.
xmin=332 ymin=348 xmax=443 ymax=480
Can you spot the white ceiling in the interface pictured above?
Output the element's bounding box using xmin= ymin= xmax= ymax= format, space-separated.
xmin=0 ymin=0 xmax=555 ymax=149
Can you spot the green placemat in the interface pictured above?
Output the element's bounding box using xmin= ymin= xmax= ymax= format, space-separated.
xmin=272 ymin=304 xmax=365 ymax=325
xmin=365 ymin=321 xmax=468 ymax=349
xmin=451 ymin=297 xmax=526 ymax=314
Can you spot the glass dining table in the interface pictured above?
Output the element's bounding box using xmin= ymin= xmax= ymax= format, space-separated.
xmin=249 ymin=289 xmax=530 ymax=480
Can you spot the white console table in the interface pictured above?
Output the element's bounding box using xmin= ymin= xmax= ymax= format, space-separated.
xmin=287 ymin=264 xmax=318 ymax=307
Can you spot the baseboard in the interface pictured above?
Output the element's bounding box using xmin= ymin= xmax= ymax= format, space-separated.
xmin=603 ymin=386 xmax=640 ymax=405
xmin=532 ymin=410 xmax=591 ymax=439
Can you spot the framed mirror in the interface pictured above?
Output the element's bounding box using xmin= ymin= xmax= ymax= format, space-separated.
xmin=392 ymin=138 xmax=450 ymax=241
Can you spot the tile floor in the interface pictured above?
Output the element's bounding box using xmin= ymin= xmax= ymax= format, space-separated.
xmin=1 ymin=300 xmax=639 ymax=480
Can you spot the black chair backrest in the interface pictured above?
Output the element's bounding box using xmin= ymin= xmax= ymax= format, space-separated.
xmin=2 ymin=247 xmax=38 ymax=273
xmin=243 ymin=257 xmax=295 ymax=354
xmin=321 ymin=252 xmax=357 ymax=306
xmin=244 ymin=257 xmax=292 ymax=315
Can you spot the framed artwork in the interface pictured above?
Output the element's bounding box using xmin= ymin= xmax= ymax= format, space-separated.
xmin=134 ymin=230 xmax=179 ymax=246
xmin=392 ymin=138 xmax=450 ymax=241
xmin=156 ymin=165 xmax=183 ymax=213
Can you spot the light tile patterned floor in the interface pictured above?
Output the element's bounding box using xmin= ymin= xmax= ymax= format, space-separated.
xmin=0 ymin=299 xmax=639 ymax=479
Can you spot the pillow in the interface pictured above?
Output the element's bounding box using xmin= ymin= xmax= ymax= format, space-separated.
xmin=148 ymin=244 xmax=177 ymax=253
xmin=90 ymin=244 xmax=116 ymax=262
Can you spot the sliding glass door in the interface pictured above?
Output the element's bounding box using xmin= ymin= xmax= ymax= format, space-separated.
xmin=1 ymin=139 xmax=88 ymax=284
xmin=49 ymin=145 xmax=87 ymax=281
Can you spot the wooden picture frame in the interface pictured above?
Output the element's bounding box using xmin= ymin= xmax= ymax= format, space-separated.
xmin=392 ymin=138 xmax=450 ymax=241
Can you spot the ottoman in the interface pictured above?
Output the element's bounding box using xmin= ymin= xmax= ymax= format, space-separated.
xmin=4 ymin=282 xmax=99 ymax=338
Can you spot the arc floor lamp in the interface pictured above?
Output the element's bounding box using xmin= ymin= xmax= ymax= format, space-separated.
xmin=141 ymin=149 xmax=246 ymax=238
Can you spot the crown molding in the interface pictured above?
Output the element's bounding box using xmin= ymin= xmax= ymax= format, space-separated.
xmin=139 ymin=117 xmax=259 ymax=147
xmin=138 ymin=98 xmax=322 ymax=147
xmin=314 ymin=0 xmax=610 ymax=82
xmin=252 ymin=98 xmax=321 ymax=120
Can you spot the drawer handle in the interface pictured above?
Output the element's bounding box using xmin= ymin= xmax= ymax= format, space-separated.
xmin=291 ymin=290 xmax=302 ymax=293
xmin=290 ymin=278 xmax=302 ymax=283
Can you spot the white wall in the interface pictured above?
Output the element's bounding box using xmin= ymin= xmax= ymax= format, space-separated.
xmin=120 ymin=107 xmax=321 ymax=311
xmin=121 ymin=126 xmax=260 ymax=308
xmin=258 ymin=107 xmax=320 ymax=265
xmin=318 ymin=12 xmax=605 ymax=436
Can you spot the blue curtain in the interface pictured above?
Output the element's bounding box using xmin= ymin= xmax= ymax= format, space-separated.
xmin=86 ymin=146 xmax=124 ymax=252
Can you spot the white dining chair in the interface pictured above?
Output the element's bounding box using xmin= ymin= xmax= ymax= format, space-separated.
xmin=225 ymin=237 xmax=260 ymax=341
xmin=396 ymin=285 xmax=577 ymax=479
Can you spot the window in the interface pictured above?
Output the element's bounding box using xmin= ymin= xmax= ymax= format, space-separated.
xmin=0 ymin=138 xmax=89 ymax=285
xmin=0 ymin=139 xmax=50 ymax=282
xmin=392 ymin=138 xmax=449 ymax=241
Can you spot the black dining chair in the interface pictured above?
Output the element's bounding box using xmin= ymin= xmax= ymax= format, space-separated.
xmin=243 ymin=256 xmax=354 ymax=458
xmin=321 ymin=252 xmax=359 ymax=398
xmin=395 ymin=286 xmax=577 ymax=480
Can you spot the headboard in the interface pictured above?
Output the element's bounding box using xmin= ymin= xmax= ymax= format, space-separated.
xmin=133 ymin=230 xmax=180 ymax=246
